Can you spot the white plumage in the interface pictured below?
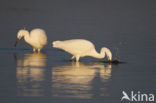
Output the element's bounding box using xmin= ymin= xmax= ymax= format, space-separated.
xmin=14 ymin=28 xmax=47 ymax=52
xmin=52 ymin=39 xmax=112 ymax=62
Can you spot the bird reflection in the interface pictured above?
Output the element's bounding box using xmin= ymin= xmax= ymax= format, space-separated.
xmin=51 ymin=62 xmax=112 ymax=99
xmin=15 ymin=52 xmax=46 ymax=96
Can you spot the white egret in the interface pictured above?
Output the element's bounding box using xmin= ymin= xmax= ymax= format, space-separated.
xmin=52 ymin=39 xmax=112 ymax=62
xmin=14 ymin=28 xmax=47 ymax=52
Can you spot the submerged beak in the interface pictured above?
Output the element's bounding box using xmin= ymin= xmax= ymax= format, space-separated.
xmin=14 ymin=38 xmax=19 ymax=47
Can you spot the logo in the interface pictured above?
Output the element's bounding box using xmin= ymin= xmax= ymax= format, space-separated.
xmin=121 ymin=91 xmax=155 ymax=102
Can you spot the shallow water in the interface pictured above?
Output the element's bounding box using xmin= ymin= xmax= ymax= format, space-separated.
xmin=0 ymin=48 xmax=155 ymax=103
xmin=0 ymin=0 xmax=156 ymax=103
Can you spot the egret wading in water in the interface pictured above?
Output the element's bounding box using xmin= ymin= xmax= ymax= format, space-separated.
xmin=14 ymin=28 xmax=47 ymax=52
xmin=52 ymin=39 xmax=112 ymax=62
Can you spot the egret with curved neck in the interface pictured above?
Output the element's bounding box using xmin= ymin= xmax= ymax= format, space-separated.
xmin=14 ymin=28 xmax=47 ymax=52
xmin=52 ymin=39 xmax=112 ymax=62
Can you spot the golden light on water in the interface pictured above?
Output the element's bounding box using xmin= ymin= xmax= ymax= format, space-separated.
xmin=15 ymin=53 xmax=112 ymax=98
xmin=51 ymin=62 xmax=112 ymax=99
xmin=16 ymin=53 xmax=46 ymax=96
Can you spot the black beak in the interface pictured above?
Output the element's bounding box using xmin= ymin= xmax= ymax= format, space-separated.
xmin=14 ymin=38 xmax=19 ymax=47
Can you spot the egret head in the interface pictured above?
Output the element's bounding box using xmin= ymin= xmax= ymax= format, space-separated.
xmin=101 ymin=47 xmax=112 ymax=61
xmin=107 ymin=53 xmax=112 ymax=61
xmin=17 ymin=30 xmax=29 ymax=39
xmin=14 ymin=29 xmax=29 ymax=47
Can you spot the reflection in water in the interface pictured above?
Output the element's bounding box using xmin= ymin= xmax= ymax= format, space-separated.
xmin=15 ymin=53 xmax=112 ymax=98
xmin=52 ymin=62 xmax=112 ymax=99
xmin=16 ymin=53 xmax=46 ymax=96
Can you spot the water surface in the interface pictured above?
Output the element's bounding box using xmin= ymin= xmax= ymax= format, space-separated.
xmin=0 ymin=0 xmax=156 ymax=103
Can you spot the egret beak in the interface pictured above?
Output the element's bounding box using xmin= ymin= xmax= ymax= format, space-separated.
xmin=14 ymin=38 xmax=19 ymax=47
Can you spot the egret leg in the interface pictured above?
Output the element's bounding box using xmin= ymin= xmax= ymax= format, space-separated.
xmin=76 ymin=56 xmax=80 ymax=62
xmin=70 ymin=56 xmax=75 ymax=61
